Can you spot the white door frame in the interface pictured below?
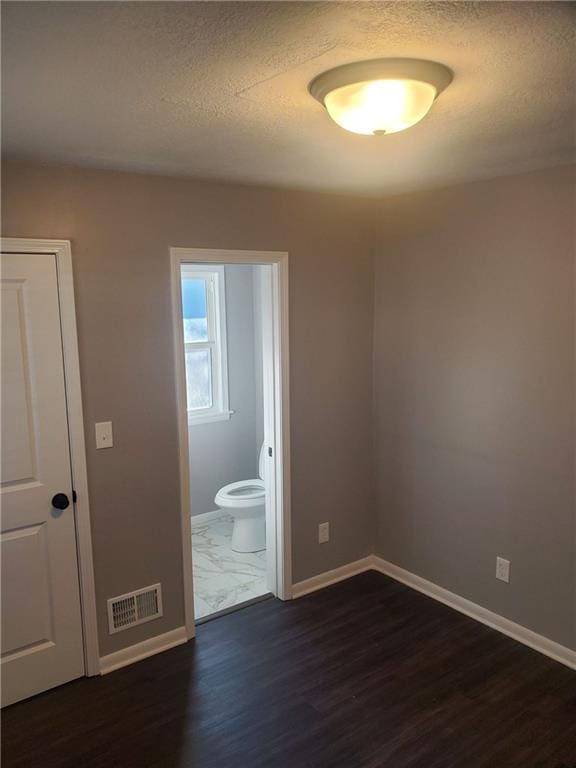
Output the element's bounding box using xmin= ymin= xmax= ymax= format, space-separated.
xmin=1 ymin=238 xmax=100 ymax=676
xmin=170 ymin=247 xmax=292 ymax=638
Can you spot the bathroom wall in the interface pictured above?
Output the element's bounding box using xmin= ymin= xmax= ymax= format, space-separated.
xmin=1 ymin=159 xmax=376 ymax=656
xmin=374 ymin=165 xmax=576 ymax=649
xmin=188 ymin=264 xmax=262 ymax=516
xmin=253 ymin=267 xmax=265 ymax=455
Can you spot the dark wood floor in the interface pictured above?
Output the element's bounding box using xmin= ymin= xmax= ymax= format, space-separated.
xmin=3 ymin=571 xmax=576 ymax=768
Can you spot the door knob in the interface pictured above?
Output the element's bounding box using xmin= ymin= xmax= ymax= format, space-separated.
xmin=51 ymin=493 xmax=70 ymax=510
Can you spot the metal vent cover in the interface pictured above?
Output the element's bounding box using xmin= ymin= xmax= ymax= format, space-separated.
xmin=107 ymin=583 xmax=163 ymax=634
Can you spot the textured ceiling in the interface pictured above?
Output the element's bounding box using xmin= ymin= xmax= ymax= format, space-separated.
xmin=2 ymin=1 xmax=575 ymax=195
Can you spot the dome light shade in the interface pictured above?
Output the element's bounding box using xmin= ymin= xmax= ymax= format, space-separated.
xmin=324 ymin=79 xmax=437 ymax=136
xmin=309 ymin=58 xmax=453 ymax=136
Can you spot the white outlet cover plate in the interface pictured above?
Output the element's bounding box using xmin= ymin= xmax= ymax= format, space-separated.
xmin=496 ymin=556 xmax=510 ymax=583
xmin=318 ymin=522 xmax=330 ymax=544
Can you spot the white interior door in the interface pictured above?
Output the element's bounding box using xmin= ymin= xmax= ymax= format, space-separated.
xmin=1 ymin=251 xmax=84 ymax=707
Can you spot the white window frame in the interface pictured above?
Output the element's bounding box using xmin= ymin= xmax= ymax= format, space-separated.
xmin=181 ymin=264 xmax=231 ymax=426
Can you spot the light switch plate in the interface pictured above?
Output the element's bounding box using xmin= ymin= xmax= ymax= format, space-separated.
xmin=318 ymin=522 xmax=330 ymax=544
xmin=95 ymin=421 xmax=113 ymax=449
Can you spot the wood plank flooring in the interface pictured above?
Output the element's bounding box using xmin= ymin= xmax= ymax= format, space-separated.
xmin=3 ymin=571 xmax=576 ymax=768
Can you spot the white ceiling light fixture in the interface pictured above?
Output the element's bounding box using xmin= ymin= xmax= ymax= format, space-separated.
xmin=309 ymin=57 xmax=453 ymax=136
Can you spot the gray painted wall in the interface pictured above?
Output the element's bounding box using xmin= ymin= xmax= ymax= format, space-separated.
xmin=1 ymin=159 xmax=376 ymax=656
xmin=2 ymin=159 xmax=573 ymax=659
xmin=374 ymin=165 xmax=575 ymax=650
xmin=188 ymin=264 xmax=262 ymax=516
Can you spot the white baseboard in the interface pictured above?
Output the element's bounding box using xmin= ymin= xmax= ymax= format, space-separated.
xmin=291 ymin=554 xmax=576 ymax=672
xmin=291 ymin=556 xmax=373 ymax=598
xmin=191 ymin=509 xmax=228 ymax=529
xmin=99 ymin=626 xmax=189 ymax=675
xmin=370 ymin=556 xmax=576 ymax=672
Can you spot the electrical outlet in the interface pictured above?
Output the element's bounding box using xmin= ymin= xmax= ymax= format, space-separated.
xmin=318 ymin=522 xmax=330 ymax=544
xmin=496 ymin=556 xmax=510 ymax=583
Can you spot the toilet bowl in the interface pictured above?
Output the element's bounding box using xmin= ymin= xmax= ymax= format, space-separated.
xmin=214 ymin=445 xmax=266 ymax=553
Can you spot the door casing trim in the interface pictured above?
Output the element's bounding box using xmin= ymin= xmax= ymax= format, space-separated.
xmin=170 ymin=247 xmax=292 ymax=637
xmin=1 ymin=238 xmax=100 ymax=676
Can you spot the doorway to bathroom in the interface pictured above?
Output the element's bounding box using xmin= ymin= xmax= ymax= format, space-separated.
xmin=171 ymin=248 xmax=290 ymax=630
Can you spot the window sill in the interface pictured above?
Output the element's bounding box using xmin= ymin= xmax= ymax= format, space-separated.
xmin=188 ymin=409 xmax=234 ymax=427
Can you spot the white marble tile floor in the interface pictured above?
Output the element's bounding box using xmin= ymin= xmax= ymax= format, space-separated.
xmin=191 ymin=512 xmax=268 ymax=620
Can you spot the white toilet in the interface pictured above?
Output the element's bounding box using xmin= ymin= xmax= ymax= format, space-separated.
xmin=214 ymin=444 xmax=266 ymax=553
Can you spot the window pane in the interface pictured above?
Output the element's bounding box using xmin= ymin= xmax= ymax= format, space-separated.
xmin=182 ymin=278 xmax=208 ymax=342
xmin=185 ymin=348 xmax=212 ymax=410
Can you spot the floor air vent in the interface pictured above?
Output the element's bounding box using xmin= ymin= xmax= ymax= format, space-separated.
xmin=107 ymin=584 xmax=163 ymax=634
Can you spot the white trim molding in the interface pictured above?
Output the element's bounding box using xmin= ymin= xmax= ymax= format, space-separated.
xmin=100 ymin=627 xmax=188 ymax=675
xmin=371 ymin=557 xmax=576 ymax=671
xmin=292 ymin=555 xmax=576 ymax=671
xmin=291 ymin=557 xmax=373 ymax=598
xmin=171 ymin=246 xmax=292 ymax=636
xmin=1 ymin=238 xmax=100 ymax=676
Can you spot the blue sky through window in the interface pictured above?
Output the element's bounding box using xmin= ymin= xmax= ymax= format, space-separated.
xmin=182 ymin=277 xmax=209 ymax=359
xmin=182 ymin=278 xmax=207 ymax=319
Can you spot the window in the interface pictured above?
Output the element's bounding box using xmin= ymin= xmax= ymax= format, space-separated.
xmin=181 ymin=264 xmax=230 ymax=425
